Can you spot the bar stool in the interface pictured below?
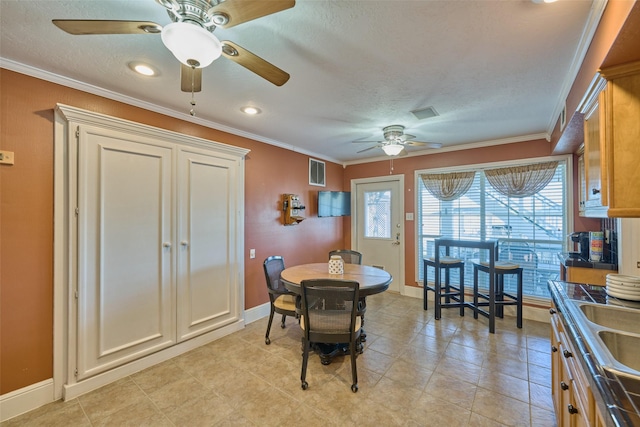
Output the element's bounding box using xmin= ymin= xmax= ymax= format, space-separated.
xmin=423 ymin=256 xmax=466 ymax=319
xmin=472 ymin=260 xmax=523 ymax=333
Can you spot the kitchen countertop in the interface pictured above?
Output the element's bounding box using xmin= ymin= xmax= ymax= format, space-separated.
xmin=557 ymin=252 xmax=618 ymax=270
xmin=548 ymin=280 xmax=640 ymax=427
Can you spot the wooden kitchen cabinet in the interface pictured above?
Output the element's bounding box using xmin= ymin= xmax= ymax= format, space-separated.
xmin=600 ymin=61 xmax=640 ymax=217
xmin=550 ymin=303 xmax=602 ymax=426
xmin=577 ymin=146 xmax=586 ymax=216
xmin=560 ymin=265 xmax=616 ymax=286
xmin=582 ymin=86 xmax=606 ymax=215
xmin=580 ymin=60 xmax=640 ymax=218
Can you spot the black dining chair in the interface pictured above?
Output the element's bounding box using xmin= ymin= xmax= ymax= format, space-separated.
xmin=263 ymin=256 xmax=297 ymax=345
xmin=299 ymin=278 xmax=361 ymax=392
xmin=328 ymin=249 xmax=363 ymax=265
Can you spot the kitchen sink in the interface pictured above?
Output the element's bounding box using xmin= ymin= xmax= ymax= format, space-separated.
xmin=579 ymin=303 xmax=640 ymax=335
xmin=598 ymin=331 xmax=640 ymax=372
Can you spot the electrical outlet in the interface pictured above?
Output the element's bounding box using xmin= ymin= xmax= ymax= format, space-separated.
xmin=250 ymin=249 xmax=256 ymax=259
xmin=0 ymin=150 xmax=15 ymax=165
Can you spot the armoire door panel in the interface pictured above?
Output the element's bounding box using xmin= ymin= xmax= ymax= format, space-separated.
xmin=77 ymin=127 xmax=175 ymax=379
xmin=177 ymin=149 xmax=239 ymax=341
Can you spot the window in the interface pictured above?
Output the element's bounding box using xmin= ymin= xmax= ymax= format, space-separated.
xmin=417 ymin=159 xmax=567 ymax=299
xmin=364 ymin=190 xmax=391 ymax=238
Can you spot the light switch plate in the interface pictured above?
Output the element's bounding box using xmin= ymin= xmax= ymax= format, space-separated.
xmin=250 ymin=249 xmax=256 ymax=259
xmin=0 ymin=150 xmax=15 ymax=165
xmin=405 ymin=213 xmax=414 ymax=221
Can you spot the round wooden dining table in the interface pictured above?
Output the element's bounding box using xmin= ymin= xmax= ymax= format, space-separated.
xmin=280 ymin=262 xmax=392 ymax=364
xmin=280 ymin=263 xmax=392 ymax=296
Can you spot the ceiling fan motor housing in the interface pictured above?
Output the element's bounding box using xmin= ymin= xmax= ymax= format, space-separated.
xmin=382 ymin=125 xmax=406 ymax=142
xmin=160 ymin=0 xmax=224 ymax=30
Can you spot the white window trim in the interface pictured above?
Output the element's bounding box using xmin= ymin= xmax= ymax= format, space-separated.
xmin=413 ymin=154 xmax=574 ymax=290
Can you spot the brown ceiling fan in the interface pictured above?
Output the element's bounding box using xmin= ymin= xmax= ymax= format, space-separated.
xmin=353 ymin=125 xmax=443 ymax=156
xmin=52 ymin=0 xmax=294 ymax=95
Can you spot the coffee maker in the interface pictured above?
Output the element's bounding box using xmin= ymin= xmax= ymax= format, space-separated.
xmin=569 ymin=232 xmax=590 ymax=260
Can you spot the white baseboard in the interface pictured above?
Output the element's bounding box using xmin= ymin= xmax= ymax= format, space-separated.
xmin=63 ymin=319 xmax=244 ymax=400
xmin=244 ymin=302 xmax=270 ymax=324
xmin=0 ymin=308 xmax=275 ymax=422
xmin=403 ymin=284 xmax=550 ymax=323
xmin=0 ymin=379 xmax=54 ymax=422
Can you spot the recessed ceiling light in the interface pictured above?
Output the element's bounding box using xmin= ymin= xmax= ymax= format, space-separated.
xmin=531 ymin=0 xmax=557 ymax=3
xmin=128 ymin=62 xmax=159 ymax=76
xmin=241 ymin=106 xmax=261 ymax=115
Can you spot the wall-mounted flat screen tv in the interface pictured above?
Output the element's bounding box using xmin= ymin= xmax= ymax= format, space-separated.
xmin=318 ymin=191 xmax=351 ymax=217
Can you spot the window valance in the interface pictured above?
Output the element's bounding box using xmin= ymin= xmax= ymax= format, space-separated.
xmin=484 ymin=161 xmax=558 ymax=198
xmin=420 ymin=171 xmax=476 ymax=201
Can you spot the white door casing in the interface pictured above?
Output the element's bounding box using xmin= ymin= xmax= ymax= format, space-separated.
xmin=351 ymin=176 xmax=404 ymax=293
xmin=54 ymin=104 xmax=248 ymax=399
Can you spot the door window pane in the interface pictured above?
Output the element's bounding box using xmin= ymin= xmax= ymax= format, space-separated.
xmin=365 ymin=190 xmax=391 ymax=238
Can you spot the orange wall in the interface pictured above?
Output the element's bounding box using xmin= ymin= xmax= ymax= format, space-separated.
xmin=0 ymin=69 xmax=345 ymax=394
xmin=2 ymin=0 xmax=637 ymax=398
xmin=551 ymin=0 xmax=637 ymax=154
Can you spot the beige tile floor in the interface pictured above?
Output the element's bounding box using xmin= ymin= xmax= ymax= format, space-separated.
xmin=2 ymin=292 xmax=556 ymax=426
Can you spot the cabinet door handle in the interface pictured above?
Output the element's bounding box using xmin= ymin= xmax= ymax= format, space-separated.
xmin=552 ymin=346 xmax=558 ymax=353
xmin=163 ymin=242 xmax=172 ymax=248
xmin=563 ymin=349 xmax=573 ymax=358
xmin=560 ymin=381 xmax=569 ymax=391
xmin=592 ymin=188 xmax=600 ymax=195
xmin=549 ymin=308 xmax=556 ymax=314
xmin=181 ymin=240 xmax=189 ymax=247
xmin=567 ymin=404 xmax=578 ymax=415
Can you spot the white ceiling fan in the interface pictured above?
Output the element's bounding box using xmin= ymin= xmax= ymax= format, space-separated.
xmin=52 ymin=0 xmax=294 ymax=97
xmin=353 ymin=125 xmax=442 ymax=156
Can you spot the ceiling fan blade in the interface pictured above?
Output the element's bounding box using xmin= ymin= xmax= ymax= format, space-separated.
xmin=405 ymin=141 xmax=443 ymax=148
xmin=352 ymin=140 xmax=383 ymax=144
xmin=52 ymin=20 xmax=162 ymax=35
xmin=399 ymin=134 xmax=416 ymax=142
xmin=207 ymin=0 xmax=295 ymax=29
xmin=181 ymin=64 xmax=202 ymax=92
xmin=221 ymin=41 xmax=289 ymax=86
xmin=357 ymin=146 xmax=380 ymax=154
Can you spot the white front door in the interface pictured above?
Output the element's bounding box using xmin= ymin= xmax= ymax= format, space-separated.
xmin=352 ymin=176 xmax=404 ymax=293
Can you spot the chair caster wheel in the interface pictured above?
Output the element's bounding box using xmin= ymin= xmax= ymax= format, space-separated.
xmin=351 ymin=384 xmax=358 ymax=393
xmin=265 ymin=337 xmax=271 ymax=345
xmin=302 ymin=381 xmax=308 ymax=390
xmin=280 ymin=324 xmax=286 ymax=329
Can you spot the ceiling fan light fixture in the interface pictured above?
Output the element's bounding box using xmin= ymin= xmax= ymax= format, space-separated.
xmin=161 ymin=21 xmax=222 ymax=68
xmin=381 ymin=144 xmax=404 ymax=156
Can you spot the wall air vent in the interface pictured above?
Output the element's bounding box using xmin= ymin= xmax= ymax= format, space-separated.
xmin=411 ymin=106 xmax=439 ymax=120
xmin=309 ymin=158 xmax=325 ymax=187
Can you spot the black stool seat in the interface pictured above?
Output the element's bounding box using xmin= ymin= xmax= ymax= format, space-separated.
xmin=472 ymin=260 xmax=523 ymax=333
xmin=423 ymin=256 xmax=466 ymax=319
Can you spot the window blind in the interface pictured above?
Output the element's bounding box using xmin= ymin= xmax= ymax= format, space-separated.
xmin=418 ymin=161 xmax=566 ymax=298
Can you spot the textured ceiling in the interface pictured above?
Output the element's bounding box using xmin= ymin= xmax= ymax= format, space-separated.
xmin=0 ymin=0 xmax=600 ymax=164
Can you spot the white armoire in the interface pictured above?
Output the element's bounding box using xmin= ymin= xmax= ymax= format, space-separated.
xmin=54 ymin=104 xmax=248 ymax=399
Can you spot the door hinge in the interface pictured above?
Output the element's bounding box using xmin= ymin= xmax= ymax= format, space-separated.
xmin=75 ymin=207 xmax=79 ymax=216
xmin=75 ymin=126 xmax=80 ymax=139
xmin=75 ymin=290 xmax=78 ymax=299
xmin=74 ymin=368 xmax=78 ymax=377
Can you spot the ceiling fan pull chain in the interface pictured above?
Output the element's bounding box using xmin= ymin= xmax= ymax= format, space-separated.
xmin=189 ymin=65 xmax=197 ymax=116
